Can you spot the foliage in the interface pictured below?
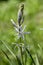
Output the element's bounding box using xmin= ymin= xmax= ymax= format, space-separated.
xmin=0 ymin=0 xmax=43 ymax=65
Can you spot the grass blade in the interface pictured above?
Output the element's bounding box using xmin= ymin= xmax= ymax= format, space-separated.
xmin=1 ymin=41 xmax=16 ymax=60
xmin=16 ymin=56 xmax=22 ymax=65
xmin=1 ymin=49 xmax=13 ymax=65
xmin=1 ymin=49 xmax=11 ymax=61
xmin=35 ymin=54 xmax=40 ymax=65
xmin=25 ymin=48 xmax=36 ymax=65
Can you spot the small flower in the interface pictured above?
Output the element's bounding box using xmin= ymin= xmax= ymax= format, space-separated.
xmin=11 ymin=19 xmax=31 ymax=40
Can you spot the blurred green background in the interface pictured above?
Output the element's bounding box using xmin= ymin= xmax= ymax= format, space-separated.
xmin=0 ymin=0 xmax=43 ymax=65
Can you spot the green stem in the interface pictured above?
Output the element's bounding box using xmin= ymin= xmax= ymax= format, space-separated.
xmin=24 ymin=51 xmax=27 ymax=65
xmin=24 ymin=35 xmax=27 ymax=65
xmin=20 ymin=37 xmax=24 ymax=65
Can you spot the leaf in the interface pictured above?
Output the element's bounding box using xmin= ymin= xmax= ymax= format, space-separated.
xmin=16 ymin=56 xmax=22 ymax=65
xmin=1 ymin=40 xmax=16 ymax=60
xmin=1 ymin=49 xmax=11 ymax=61
xmin=1 ymin=49 xmax=12 ymax=65
xmin=25 ymin=48 xmax=36 ymax=65
xmin=35 ymin=54 xmax=40 ymax=65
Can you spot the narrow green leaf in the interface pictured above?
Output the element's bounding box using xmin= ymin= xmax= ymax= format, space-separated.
xmin=1 ymin=49 xmax=11 ymax=61
xmin=25 ymin=48 xmax=36 ymax=65
xmin=35 ymin=54 xmax=40 ymax=65
xmin=1 ymin=41 xmax=16 ymax=60
xmin=1 ymin=49 xmax=12 ymax=65
xmin=16 ymin=56 xmax=22 ymax=65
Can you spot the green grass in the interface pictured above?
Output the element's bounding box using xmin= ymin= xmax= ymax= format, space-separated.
xmin=0 ymin=0 xmax=43 ymax=65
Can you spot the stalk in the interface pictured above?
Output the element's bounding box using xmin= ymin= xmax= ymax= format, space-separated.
xmin=19 ymin=37 xmax=24 ymax=65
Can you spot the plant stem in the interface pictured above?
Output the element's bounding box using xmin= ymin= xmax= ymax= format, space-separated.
xmin=24 ymin=35 xmax=27 ymax=65
xmin=20 ymin=37 xmax=24 ymax=65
